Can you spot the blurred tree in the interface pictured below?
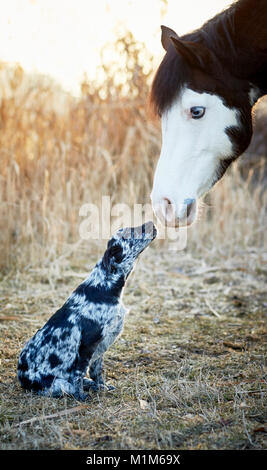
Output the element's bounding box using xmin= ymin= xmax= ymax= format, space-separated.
xmin=80 ymin=29 xmax=154 ymax=102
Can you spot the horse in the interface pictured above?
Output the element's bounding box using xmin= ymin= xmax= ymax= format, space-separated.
xmin=150 ymin=0 xmax=267 ymax=227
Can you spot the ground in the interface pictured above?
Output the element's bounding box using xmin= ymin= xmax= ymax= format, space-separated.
xmin=0 ymin=245 xmax=266 ymax=450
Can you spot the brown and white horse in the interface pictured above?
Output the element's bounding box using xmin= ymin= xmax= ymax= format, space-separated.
xmin=150 ymin=0 xmax=267 ymax=227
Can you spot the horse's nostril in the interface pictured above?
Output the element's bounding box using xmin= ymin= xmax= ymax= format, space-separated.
xmin=184 ymin=198 xmax=195 ymax=216
xmin=151 ymin=197 xmax=176 ymax=226
xmin=187 ymin=202 xmax=193 ymax=217
xmin=163 ymin=197 xmax=172 ymax=206
xmin=162 ymin=198 xmax=175 ymax=222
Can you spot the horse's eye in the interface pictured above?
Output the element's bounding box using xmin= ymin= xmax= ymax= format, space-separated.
xmin=190 ymin=106 xmax=205 ymax=119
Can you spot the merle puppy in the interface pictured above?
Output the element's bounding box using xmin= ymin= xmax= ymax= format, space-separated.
xmin=17 ymin=221 xmax=157 ymax=401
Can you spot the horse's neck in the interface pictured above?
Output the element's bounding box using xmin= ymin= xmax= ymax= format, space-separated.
xmin=227 ymin=0 xmax=267 ymax=84
xmin=234 ymin=0 xmax=267 ymax=49
xmin=233 ymin=0 xmax=267 ymax=68
xmin=196 ymin=0 xmax=267 ymax=93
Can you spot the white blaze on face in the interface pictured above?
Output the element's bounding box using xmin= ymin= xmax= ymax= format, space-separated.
xmin=151 ymin=87 xmax=238 ymax=227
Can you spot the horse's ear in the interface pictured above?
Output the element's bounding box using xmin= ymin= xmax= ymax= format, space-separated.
xmin=161 ymin=25 xmax=179 ymax=51
xmin=170 ymin=36 xmax=213 ymax=71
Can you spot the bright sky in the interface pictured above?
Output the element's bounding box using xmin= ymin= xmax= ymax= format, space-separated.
xmin=0 ymin=0 xmax=232 ymax=96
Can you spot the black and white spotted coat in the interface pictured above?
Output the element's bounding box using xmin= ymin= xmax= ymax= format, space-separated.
xmin=17 ymin=222 xmax=157 ymax=401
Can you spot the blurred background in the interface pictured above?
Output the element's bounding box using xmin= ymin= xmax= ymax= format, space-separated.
xmin=0 ymin=0 xmax=266 ymax=270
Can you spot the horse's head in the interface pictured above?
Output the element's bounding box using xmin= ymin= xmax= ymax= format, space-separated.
xmin=150 ymin=26 xmax=259 ymax=227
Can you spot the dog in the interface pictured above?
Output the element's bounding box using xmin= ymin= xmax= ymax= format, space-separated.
xmin=17 ymin=221 xmax=157 ymax=401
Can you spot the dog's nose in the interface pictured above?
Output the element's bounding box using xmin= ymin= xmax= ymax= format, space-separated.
xmin=141 ymin=221 xmax=157 ymax=239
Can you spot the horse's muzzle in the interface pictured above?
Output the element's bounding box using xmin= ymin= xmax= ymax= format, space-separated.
xmin=152 ymin=197 xmax=197 ymax=227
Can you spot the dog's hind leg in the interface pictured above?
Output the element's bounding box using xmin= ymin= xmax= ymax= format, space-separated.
xmin=39 ymin=378 xmax=89 ymax=401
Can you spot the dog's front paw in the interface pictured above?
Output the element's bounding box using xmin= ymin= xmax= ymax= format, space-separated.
xmin=83 ymin=378 xmax=99 ymax=391
xmin=73 ymin=391 xmax=90 ymax=402
xmin=105 ymin=384 xmax=115 ymax=391
xmin=83 ymin=378 xmax=115 ymax=392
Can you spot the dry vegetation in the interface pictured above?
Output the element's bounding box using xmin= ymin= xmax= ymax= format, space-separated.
xmin=0 ymin=32 xmax=266 ymax=450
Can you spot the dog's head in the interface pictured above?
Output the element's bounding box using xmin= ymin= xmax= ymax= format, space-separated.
xmin=102 ymin=221 xmax=157 ymax=278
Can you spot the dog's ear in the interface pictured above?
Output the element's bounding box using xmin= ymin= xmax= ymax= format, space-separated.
xmin=102 ymin=243 xmax=124 ymax=272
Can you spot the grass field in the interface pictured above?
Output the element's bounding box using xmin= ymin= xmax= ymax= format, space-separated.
xmin=0 ymin=240 xmax=266 ymax=449
xmin=0 ymin=37 xmax=266 ymax=449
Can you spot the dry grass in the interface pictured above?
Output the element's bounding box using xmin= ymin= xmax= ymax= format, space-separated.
xmin=0 ymin=32 xmax=157 ymax=270
xmin=0 ymin=245 xmax=266 ymax=449
xmin=0 ymin=33 xmax=266 ymax=449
